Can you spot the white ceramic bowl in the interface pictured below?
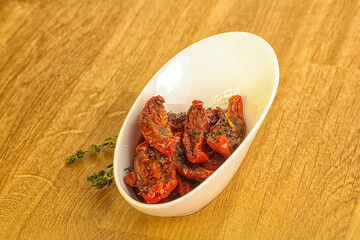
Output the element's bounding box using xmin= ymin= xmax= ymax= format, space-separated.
xmin=114 ymin=32 xmax=279 ymax=217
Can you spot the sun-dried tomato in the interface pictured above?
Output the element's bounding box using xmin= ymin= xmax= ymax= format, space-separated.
xmin=183 ymin=100 xmax=211 ymax=163
xmin=171 ymin=140 xmax=213 ymax=181
xmin=138 ymin=96 xmax=180 ymax=156
xmin=168 ymin=112 xmax=186 ymax=134
xmin=157 ymin=188 xmax=180 ymax=203
xmin=123 ymin=170 xmax=137 ymax=187
xmin=201 ymin=153 xmax=225 ymax=171
xmin=206 ymin=107 xmax=225 ymax=126
xmin=206 ymin=95 xmax=246 ymax=157
xmin=176 ymin=175 xmax=192 ymax=196
xmin=133 ymin=141 xmax=178 ymax=203
xmin=169 ymin=108 xmax=222 ymax=134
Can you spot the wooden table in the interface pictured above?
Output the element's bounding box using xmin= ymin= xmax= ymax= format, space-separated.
xmin=1 ymin=0 xmax=359 ymax=239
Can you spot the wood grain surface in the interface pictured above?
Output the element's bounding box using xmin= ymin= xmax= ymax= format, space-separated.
xmin=1 ymin=0 xmax=359 ymax=239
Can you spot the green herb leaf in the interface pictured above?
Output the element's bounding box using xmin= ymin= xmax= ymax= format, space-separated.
xmin=87 ymin=164 xmax=114 ymax=189
xmin=66 ymin=150 xmax=84 ymax=164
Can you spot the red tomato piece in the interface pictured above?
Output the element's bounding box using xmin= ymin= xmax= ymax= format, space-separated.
xmin=157 ymin=189 xmax=180 ymax=203
xmin=168 ymin=112 xmax=186 ymax=134
xmin=183 ymin=100 xmax=211 ymax=163
xmin=169 ymin=108 xmax=222 ymax=134
xmin=176 ymin=175 xmax=192 ymax=196
xmin=206 ymin=95 xmax=246 ymax=157
xmin=206 ymin=107 xmax=225 ymax=126
xmin=136 ymin=141 xmax=149 ymax=153
xmin=207 ymin=135 xmax=231 ymax=157
xmin=138 ymin=96 xmax=180 ymax=156
xmin=123 ymin=171 xmax=137 ymax=187
xmin=133 ymin=142 xmax=178 ymax=203
xmin=171 ymin=140 xmax=213 ymax=181
xmin=201 ymin=153 xmax=225 ymax=171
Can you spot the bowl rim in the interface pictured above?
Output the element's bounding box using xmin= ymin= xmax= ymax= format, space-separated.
xmin=113 ymin=31 xmax=280 ymax=210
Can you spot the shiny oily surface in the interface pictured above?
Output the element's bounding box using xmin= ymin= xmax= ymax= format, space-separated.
xmin=0 ymin=0 xmax=359 ymax=239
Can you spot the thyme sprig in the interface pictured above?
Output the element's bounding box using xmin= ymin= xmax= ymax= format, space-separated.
xmin=87 ymin=163 xmax=114 ymax=189
xmin=66 ymin=136 xmax=118 ymax=164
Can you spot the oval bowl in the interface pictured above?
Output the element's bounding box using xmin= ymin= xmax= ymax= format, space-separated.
xmin=114 ymin=32 xmax=279 ymax=217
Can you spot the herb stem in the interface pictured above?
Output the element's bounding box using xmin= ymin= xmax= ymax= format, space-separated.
xmin=87 ymin=163 xmax=114 ymax=189
xmin=66 ymin=135 xmax=117 ymax=164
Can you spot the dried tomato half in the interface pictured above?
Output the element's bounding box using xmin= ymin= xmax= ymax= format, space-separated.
xmin=169 ymin=108 xmax=222 ymax=134
xmin=176 ymin=175 xmax=192 ymax=196
xmin=133 ymin=141 xmax=178 ymax=203
xmin=138 ymin=96 xmax=180 ymax=156
xmin=157 ymin=188 xmax=180 ymax=203
xmin=206 ymin=107 xmax=225 ymax=126
xmin=168 ymin=112 xmax=186 ymax=134
xmin=183 ymin=100 xmax=211 ymax=163
xmin=172 ymin=141 xmax=213 ymax=181
xmin=201 ymin=153 xmax=225 ymax=171
xmin=123 ymin=170 xmax=137 ymax=187
xmin=206 ymin=95 xmax=246 ymax=157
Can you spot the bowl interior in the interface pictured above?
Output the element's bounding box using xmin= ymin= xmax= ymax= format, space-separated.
xmin=114 ymin=32 xmax=279 ymax=203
